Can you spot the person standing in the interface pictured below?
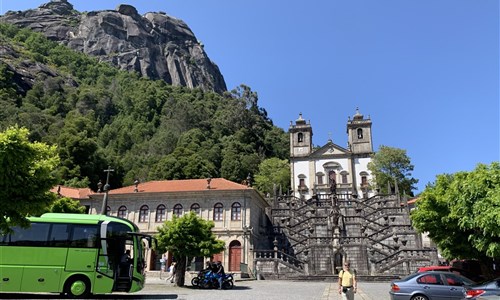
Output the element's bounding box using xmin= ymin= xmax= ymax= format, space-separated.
xmin=215 ymin=261 xmax=225 ymax=289
xmin=166 ymin=262 xmax=176 ymax=283
xmin=338 ymin=261 xmax=357 ymax=300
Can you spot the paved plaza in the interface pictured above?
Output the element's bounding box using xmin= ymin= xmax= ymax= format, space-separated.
xmin=136 ymin=277 xmax=393 ymax=300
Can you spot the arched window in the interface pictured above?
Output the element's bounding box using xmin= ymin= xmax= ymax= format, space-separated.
xmin=357 ymin=128 xmax=363 ymax=139
xmin=231 ymin=202 xmax=241 ymax=221
xmin=139 ymin=205 xmax=149 ymax=223
xmin=213 ymin=203 xmax=223 ymax=221
xmin=190 ymin=203 xmax=200 ymax=215
xmin=118 ymin=206 xmax=127 ymax=219
xmin=156 ymin=204 xmax=166 ymax=222
xmin=106 ymin=206 xmax=111 ymax=215
xmin=173 ymin=204 xmax=183 ymax=217
xmin=297 ymin=132 xmax=303 ymax=143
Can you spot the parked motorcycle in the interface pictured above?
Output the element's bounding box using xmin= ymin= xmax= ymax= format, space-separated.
xmin=191 ymin=270 xmax=233 ymax=289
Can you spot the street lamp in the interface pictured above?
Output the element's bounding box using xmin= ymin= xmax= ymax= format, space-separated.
xmin=100 ymin=166 xmax=114 ymax=215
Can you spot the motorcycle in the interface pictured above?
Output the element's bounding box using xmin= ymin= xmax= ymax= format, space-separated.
xmin=191 ymin=270 xmax=234 ymax=289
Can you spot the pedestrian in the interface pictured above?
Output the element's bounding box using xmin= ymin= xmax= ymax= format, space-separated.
xmin=166 ymin=262 xmax=176 ymax=283
xmin=338 ymin=261 xmax=357 ymax=300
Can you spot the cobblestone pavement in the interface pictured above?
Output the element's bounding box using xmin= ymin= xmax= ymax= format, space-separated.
xmin=137 ymin=277 xmax=393 ymax=300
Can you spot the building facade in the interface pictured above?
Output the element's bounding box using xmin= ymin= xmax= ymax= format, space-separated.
xmin=55 ymin=178 xmax=270 ymax=275
xmin=289 ymin=109 xmax=375 ymax=200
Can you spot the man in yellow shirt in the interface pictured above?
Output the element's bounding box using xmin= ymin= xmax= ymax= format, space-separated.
xmin=338 ymin=261 xmax=357 ymax=300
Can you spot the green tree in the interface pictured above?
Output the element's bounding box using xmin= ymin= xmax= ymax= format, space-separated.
xmin=155 ymin=212 xmax=225 ymax=287
xmin=48 ymin=196 xmax=86 ymax=213
xmin=0 ymin=126 xmax=60 ymax=233
xmin=411 ymin=162 xmax=500 ymax=259
xmin=254 ymin=158 xmax=290 ymax=196
xmin=368 ymin=145 xmax=418 ymax=196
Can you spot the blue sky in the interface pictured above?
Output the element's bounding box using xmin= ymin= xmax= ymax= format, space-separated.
xmin=2 ymin=0 xmax=499 ymax=194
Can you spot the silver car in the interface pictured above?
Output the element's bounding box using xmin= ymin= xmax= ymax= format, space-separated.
xmin=389 ymin=271 xmax=475 ymax=300
xmin=462 ymin=277 xmax=500 ymax=299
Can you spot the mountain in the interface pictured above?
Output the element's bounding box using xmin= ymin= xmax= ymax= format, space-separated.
xmin=0 ymin=0 xmax=227 ymax=94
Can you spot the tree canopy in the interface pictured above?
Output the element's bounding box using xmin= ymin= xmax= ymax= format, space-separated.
xmin=367 ymin=145 xmax=418 ymax=196
xmin=0 ymin=23 xmax=289 ymax=191
xmin=0 ymin=126 xmax=60 ymax=233
xmin=48 ymin=197 xmax=87 ymax=214
xmin=254 ymin=157 xmax=290 ymax=197
xmin=411 ymin=162 xmax=500 ymax=260
xmin=155 ymin=212 xmax=225 ymax=286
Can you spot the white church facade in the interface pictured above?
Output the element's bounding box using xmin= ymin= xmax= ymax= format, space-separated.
xmin=289 ymin=109 xmax=375 ymax=199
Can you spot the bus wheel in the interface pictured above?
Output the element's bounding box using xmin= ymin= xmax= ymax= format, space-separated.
xmin=64 ymin=276 xmax=91 ymax=298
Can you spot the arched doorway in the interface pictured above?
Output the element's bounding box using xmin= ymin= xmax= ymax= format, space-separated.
xmin=228 ymin=240 xmax=242 ymax=271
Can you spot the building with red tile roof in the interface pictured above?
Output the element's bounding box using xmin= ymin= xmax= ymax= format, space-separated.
xmin=55 ymin=178 xmax=269 ymax=276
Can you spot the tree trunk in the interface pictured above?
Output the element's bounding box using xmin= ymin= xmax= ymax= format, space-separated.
xmin=174 ymin=256 xmax=187 ymax=286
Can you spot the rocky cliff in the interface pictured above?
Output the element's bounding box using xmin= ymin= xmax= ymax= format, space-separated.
xmin=1 ymin=0 xmax=227 ymax=93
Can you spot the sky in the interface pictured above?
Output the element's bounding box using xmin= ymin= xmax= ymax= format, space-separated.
xmin=1 ymin=0 xmax=499 ymax=194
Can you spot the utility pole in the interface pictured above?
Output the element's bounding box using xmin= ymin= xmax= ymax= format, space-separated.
xmin=100 ymin=166 xmax=114 ymax=215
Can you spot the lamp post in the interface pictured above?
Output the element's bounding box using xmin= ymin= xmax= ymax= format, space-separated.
xmin=100 ymin=166 xmax=114 ymax=215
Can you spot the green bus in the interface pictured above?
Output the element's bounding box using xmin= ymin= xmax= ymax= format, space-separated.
xmin=0 ymin=213 xmax=153 ymax=298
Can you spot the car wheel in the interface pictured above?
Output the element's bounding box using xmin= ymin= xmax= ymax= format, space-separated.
xmin=410 ymin=295 xmax=429 ymax=300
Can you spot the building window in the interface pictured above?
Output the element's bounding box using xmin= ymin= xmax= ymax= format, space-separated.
xmin=341 ymin=172 xmax=348 ymax=184
xmin=139 ymin=205 xmax=149 ymax=223
xmin=361 ymin=176 xmax=368 ymax=187
xmin=317 ymin=173 xmax=324 ymax=185
xmin=357 ymin=128 xmax=363 ymax=139
xmin=297 ymin=132 xmax=303 ymax=143
xmin=329 ymin=171 xmax=336 ymax=185
xmin=156 ymin=205 xmax=166 ymax=222
xmin=231 ymin=202 xmax=241 ymax=221
xmin=105 ymin=206 xmax=111 ymax=215
xmin=191 ymin=203 xmax=201 ymax=215
xmin=118 ymin=206 xmax=127 ymax=219
xmin=213 ymin=203 xmax=223 ymax=221
xmin=173 ymin=204 xmax=183 ymax=217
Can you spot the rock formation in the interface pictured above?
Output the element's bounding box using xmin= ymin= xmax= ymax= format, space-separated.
xmin=1 ymin=0 xmax=227 ymax=93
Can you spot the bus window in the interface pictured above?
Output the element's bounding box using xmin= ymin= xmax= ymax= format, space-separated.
xmin=48 ymin=223 xmax=70 ymax=247
xmin=70 ymin=225 xmax=98 ymax=248
xmin=9 ymin=223 xmax=50 ymax=246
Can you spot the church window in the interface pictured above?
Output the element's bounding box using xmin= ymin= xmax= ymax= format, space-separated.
xmin=231 ymin=202 xmax=241 ymax=221
xmin=156 ymin=205 xmax=166 ymax=222
xmin=341 ymin=172 xmax=348 ymax=184
xmin=298 ymin=132 xmax=303 ymax=143
xmin=317 ymin=173 xmax=324 ymax=185
xmin=139 ymin=205 xmax=149 ymax=223
xmin=299 ymin=178 xmax=305 ymax=187
xmin=357 ymin=128 xmax=363 ymax=139
xmin=361 ymin=175 xmax=368 ymax=187
xmin=329 ymin=171 xmax=336 ymax=185
xmin=173 ymin=204 xmax=183 ymax=217
xmin=213 ymin=203 xmax=223 ymax=221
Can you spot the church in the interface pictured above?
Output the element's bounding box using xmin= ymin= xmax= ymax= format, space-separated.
xmin=253 ymin=109 xmax=437 ymax=278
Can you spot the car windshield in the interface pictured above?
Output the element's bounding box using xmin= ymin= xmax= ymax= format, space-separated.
xmin=400 ymin=272 xmax=421 ymax=281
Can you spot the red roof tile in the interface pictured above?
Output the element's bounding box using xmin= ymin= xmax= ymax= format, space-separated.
xmin=107 ymin=178 xmax=251 ymax=195
xmin=50 ymin=185 xmax=93 ymax=199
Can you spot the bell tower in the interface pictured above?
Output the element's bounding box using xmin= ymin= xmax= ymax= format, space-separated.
xmin=347 ymin=108 xmax=373 ymax=154
xmin=289 ymin=113 xmax=313 ymax=157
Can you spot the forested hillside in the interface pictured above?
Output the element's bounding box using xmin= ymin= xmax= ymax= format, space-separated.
xmin=0 ymin=23 xmax=289 ymax=191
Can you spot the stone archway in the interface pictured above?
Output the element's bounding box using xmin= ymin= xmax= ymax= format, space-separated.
xmin=228 ymin=240 xmax=242 ymax=271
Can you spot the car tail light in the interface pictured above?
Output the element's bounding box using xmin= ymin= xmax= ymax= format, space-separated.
xmin=465 ymin=289 xmax=485 ymax=298
xmin=391 ymin=283 xmax=400 ymax=292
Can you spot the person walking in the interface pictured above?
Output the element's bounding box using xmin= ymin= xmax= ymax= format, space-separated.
xmin=338 ymin=261 xmax=357 ymax=300
xmin=166 ymin=262 xmax=176 ymax=283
